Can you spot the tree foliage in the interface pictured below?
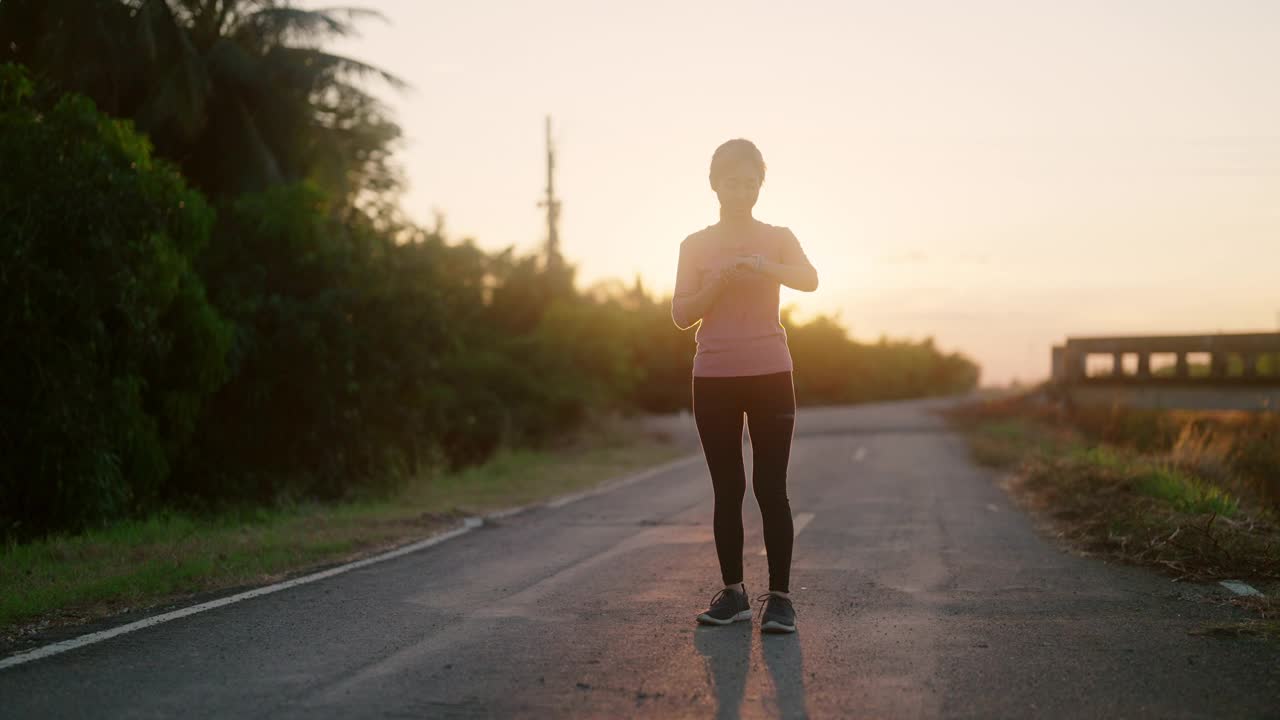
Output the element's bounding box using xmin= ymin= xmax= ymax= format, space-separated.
xmin=0 ymin=64 xmax=230 ymax=534
xmin=0 ymin=0 xmax=406 ymax=215
xmin=0 ymin=6 xmax=981 ymax=540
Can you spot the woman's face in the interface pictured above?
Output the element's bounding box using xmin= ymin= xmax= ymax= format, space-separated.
xmin=712 ymin=157 xmax=762 ymax=214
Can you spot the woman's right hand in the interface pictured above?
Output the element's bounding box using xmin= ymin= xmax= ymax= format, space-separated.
xmin=716 ymin=256 xmax=755 ymax=284
xmin=712 ymin=267 xmax=736 ymax=291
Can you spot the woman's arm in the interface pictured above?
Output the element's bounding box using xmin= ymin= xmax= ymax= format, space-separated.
xmin=757 ymin=258 xmax=818 ymax=292
xmin=672 ymin=273 xmax=728 ymax=330
xmin=754 ymin=228 xmax=818 ymax=292
xmin=672 ymin=239 xmax=728 ymax=330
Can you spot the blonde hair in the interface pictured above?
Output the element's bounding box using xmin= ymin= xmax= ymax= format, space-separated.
xmin=709 ymin=138 xmax=766 ymax=186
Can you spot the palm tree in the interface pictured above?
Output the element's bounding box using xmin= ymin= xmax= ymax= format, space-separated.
xmin=0 ymin=0 xmax=407 ymax=207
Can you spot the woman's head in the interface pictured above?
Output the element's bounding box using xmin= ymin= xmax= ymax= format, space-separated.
xmin=709 ymin=139 xmax=766 ymax=215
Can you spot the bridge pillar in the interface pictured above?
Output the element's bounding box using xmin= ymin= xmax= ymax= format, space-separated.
xmin=1060 ymin=347 xmax=1085 ymax=381
xmin=1243 ymin=353 xmax=1258 ymax=378
xmin=1210 ymin=351 xmax=1227 ymax=378
xmin=1176 ymin=352 xmax=1189 ymax=378
xmin=1137 ymin=352 xmax=1151 ymax=378
xmin=1112 ymin=352 xmax=1124 ymax=377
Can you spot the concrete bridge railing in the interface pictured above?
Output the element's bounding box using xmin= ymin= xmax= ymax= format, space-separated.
xmin=1049 ymin=332 xmax=1280 ymax=411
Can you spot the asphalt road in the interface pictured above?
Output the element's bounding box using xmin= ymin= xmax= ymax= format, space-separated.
xmin=3 ymin=398 xmax=1278 ymax=718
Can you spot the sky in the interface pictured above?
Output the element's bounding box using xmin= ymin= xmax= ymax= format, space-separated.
xmin=317 ymin=0 xmax=1280 ymax=384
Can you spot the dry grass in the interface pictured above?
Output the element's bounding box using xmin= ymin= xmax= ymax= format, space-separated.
xmin=1189 ymin=591 xmax=1280 ymax=639
xmin=1065 ymin=404 xmax=1280 ymax=512
xmin=945 ymin=392 xmax=1280 ymax=584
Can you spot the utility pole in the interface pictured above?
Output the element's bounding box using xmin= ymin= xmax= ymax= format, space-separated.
xmin=539 ymin=115 xmax=562 ymax=273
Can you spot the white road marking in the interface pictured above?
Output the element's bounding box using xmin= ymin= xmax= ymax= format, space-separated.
xmin=0 ymin=453 xmax=703 ymax=671
xmin=854 ymin=447 xmax=867 ymax=462
xmin=1219 ymin=580 xmax=1264 ymax=597
xmin=760 ymin=512 xmax=816 ymax=555
xmin=793 ymin=512 xmax=816 ymax=535
xmin=0 ymin=520 xmax=479 ymax=671
xmin=986 ymin=503 xmax=1000 ymax=512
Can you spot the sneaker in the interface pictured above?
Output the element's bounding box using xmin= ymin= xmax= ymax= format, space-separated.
xmin=696 ymin=586 xmax=751 ymax=625
xmin=758 ymin=593 xmax=796 ymax=633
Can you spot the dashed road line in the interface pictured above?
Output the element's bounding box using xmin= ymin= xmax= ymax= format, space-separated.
xmin=761 ymin=512 xmax=816 ymax=555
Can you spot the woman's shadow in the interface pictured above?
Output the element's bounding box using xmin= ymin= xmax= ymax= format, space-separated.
xmin=694 ymin=624 xmax=809 ymax=720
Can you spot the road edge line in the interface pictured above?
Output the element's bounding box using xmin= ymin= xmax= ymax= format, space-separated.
xmin=0 ymin=452 xmax=702 ymax=671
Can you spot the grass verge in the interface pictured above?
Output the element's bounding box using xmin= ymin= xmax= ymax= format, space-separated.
xmin=945 ymin=392 xmax=1280 ymax=637
xmin=1 ymin=413 xmax=688 ymax=647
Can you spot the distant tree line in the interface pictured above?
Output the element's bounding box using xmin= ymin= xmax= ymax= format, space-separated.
xmin=0 ymin=2 xmax=977 ymax=539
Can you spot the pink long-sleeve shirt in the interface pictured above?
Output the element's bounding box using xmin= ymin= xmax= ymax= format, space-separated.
xmin=671 ymin=221 xmax=814 ymax=377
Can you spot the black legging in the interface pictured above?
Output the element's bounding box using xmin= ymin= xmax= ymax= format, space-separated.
xmin=692 ymin=370 xmax=796 ymax=593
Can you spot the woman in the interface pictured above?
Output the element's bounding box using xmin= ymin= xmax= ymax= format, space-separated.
xmin=671 ymin=138 xmax=819 ymax=633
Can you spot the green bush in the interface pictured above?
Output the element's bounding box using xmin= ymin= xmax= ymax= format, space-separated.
xmin=785 ymin=311 xmax=979 ymax=405
xmin=0 ymin=64 xmax=230 ymax=537
xmin=182 ymin=184 xmax=401 ymax=503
